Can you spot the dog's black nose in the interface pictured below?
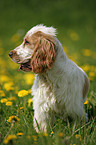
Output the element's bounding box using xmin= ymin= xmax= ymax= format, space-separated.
xmin=9 ymin=52 xmax=13 ymax=58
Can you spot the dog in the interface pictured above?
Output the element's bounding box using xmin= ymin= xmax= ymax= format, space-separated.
xmin=9 ymin=24 xmax=90 ymax=132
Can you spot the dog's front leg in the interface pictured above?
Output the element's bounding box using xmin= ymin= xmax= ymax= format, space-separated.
xmin=33 ymin=109 xmax=55 ymax=133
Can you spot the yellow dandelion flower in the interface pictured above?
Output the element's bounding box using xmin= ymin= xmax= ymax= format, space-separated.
xmin=18 ymin=90 xmax=28 ymax=97
xmin=89 ymin=72 xmax=95 ymax=77
xmin=17 ymin=132 xmax=23 ymax=136
xmin=43 ymin=133 xmax=48 ymax=137
xmin=28 ymin=89 xmax=32 ymax=94
xmin=28 ymin=98 xmax=33 ymax=107
xmin=20 ymin=107 xmax=24 ymax=110
xmin=7 ymin=116 xmax=20 ymax=123
xmin=51 ymin=131 xmax=54 ymax=135
xmin=69 ymin=32 xmax=79 ymax=41
xmin=7 ymin=96 xmax=16 ymax=101
xmin=82 ymin=49 xmax=92 ymax=57
xmin=32 ymin=135 xmax=37 ymax=141
xmin=75 ymin=134 xmax=81 ymax=141
xmin=6 ymin=101 xmax=12 ymax=106
xmin=58 ymin=132 xmax=64 ymax=137
xmin=24 ymin=73 xmax=35 ymax=85
xmin=0 ymin=75 xmax=10 ymax=83
xmin=1 ymin=98 xmax=7 ymax=103
xmin=3 ymin=82 xmax=14 ymax=91
xmin=3 ymin=134 xmax=17 ymax=144
xmin=0 ymin=90 xmax=5 ymax=97
xmin=26 ymin=135 xmax=31 ymax=139
xmin=84 ymin=100 xmax=88 ymax=104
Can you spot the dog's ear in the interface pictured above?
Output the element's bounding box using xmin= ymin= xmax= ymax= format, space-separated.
xmin=31 ymin=34 xmax=56 ymax=73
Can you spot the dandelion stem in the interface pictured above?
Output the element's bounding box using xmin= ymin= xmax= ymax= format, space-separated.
xmin=23 ymin=97 xmax=26 ymax=114
xmin=74 ymin=121 xmax=91 ymax=134
xmin=4 ymin=123 xmax=13 ymax=139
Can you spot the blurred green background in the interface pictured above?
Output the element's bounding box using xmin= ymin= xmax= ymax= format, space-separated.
xmin=0 ymin=0 xmax=96 ymax=34
xmin=0 ymin=0 xmax=96 ymax=37
xmin=0 ymin=0 xmax=96 ymax=65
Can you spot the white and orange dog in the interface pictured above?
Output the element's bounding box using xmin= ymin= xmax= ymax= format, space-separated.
xmin=9 ymin=24 xmax=90 ymax=132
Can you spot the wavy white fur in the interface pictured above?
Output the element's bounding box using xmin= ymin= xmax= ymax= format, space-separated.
xmin=27 ymin=24 xmax=57 ymax=37
xmin=31 ymin=25 xmax=90 ymax=132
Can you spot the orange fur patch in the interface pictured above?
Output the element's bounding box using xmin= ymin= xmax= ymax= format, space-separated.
xmin=30 ymin=32 xmax=56 ymax=73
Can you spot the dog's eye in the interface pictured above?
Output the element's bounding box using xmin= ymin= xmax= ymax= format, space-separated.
xmin=25 ymin=41 xmax=29 ymax=45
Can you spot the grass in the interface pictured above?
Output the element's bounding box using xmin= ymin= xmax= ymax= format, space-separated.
xmin=0 ymin=0 xmax=96 ymax=144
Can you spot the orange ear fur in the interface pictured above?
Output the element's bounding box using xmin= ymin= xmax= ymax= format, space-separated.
xmin=31 ymin=35 xmax=56 ymax=73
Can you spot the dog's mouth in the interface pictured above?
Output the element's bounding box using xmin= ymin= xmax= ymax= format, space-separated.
xmin=18 ymin=60 xmax=32 ymax=72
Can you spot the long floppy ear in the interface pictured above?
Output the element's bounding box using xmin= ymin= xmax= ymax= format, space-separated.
xmin=31 ymin=34 xmax=56 ymax=73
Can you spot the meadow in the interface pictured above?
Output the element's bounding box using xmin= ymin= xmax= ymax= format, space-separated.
xmin=0 ymin=0 xmax=96 ymax=144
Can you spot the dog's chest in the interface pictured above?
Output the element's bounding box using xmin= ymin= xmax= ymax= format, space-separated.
xmin=32 ymin=74 xmax=66 ymax=113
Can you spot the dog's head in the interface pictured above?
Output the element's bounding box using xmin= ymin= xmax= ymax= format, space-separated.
xmin=9 ymin=25 xmax=56 ymax=73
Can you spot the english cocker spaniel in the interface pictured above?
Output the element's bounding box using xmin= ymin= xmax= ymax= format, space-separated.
xmin=9 ymin=24 xmax=90 ymax=132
